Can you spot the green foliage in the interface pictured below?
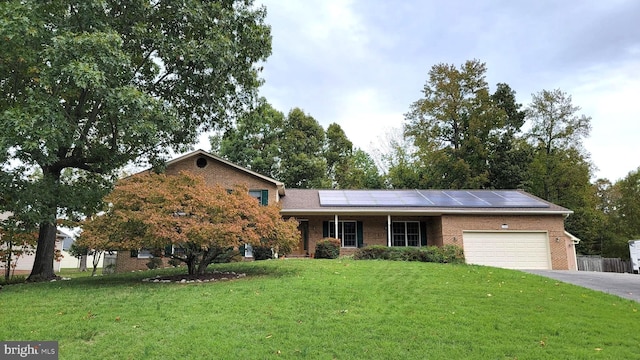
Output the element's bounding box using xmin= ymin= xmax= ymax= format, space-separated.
xmin=68 ymin=242 xmax=89 ymax=258
xmin=0 ymin=0 xmax=272 ymax=280
xmin=218 ymin=102 xmax=383 ymax=189
xmin=353 ymin=245 xmax=465 ymax=264
xmin=404 ymin=59 xmax=505 ymax=189
xmin=146 ymin=257 xmax=162 ymax=270
xmin=279 ymin=108 xmax=330 ymax=188
xmin=212 ymin=248 xmax=242 ymax=264
xmin=314 ymin=238 xmax=341 ymax=259
xmin=252 ymin=245 xmax=273 ymax=261
xmin=0 ymin=275 xmax=26 ymax=285
xmin=167 ymin=258 xmax=182 ymax=268
xmin=218 ymin=98 xmax=284 ymax=178
xmin=487 ymin=83 xmax=531 ymax=189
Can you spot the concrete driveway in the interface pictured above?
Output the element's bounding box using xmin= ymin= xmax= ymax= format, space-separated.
xmin=523 ymin=270 xmax=640 ymax=303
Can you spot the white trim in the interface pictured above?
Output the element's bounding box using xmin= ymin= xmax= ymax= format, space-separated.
xmin=280 ymin=209 xmax=572 ymax=216
xmin=387 ymin=215 xmax=392 ymax=247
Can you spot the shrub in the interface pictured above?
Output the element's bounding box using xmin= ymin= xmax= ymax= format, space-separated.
xmin=353 ymin=245 xmax=465 ymax=264
xmin=213 ymin=248 xmax=242 ymax=263
xmin=168 ymin=258 xmax=182 ymax=267
xmin=0 ymin=275 xmax=27 ymax=285
xmin=146 ymin=257 xmax=163 ymax=269
xmin=441 ymin=244 xmax=465 ymax=264
xmin=253 ymin=245 xmax=273 ymax=261
xmin=315 ymin=238 xmax=341 ymax=259
xmin=353 ymin=245 xmax=389 ymax=260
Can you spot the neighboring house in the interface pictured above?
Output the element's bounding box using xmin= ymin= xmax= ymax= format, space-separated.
xmin=116 ymin=150 xmax=579 ymax=272
xmin=58 ymin=229 xmax=106 ymax=270
xmin=0 ymin=227 xmax=64 ymax=276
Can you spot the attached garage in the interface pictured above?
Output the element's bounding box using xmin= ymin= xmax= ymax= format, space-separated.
xmin=463 ymin=231 xmax=552 ymax=270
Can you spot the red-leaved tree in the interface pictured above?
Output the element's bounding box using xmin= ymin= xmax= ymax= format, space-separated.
xmin=79 ymin=172 xmax=300 ymax=275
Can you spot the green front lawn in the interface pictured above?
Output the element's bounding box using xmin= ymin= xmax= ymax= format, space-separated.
xmin=0 ymin=260 xmax=637 ymax=359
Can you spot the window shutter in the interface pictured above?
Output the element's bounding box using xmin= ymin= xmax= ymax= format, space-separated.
xmin=130 ymin=249 xmax=138 ymax=258
xmin=322 ymin=221 xmax=328 ymax=238
xmin=164 ymin=244 xmax=173 ymax=256
xmin=357 ymin=221 xmax=364 ymax=248
xmin=261 ymin=190 xmax=269 ymax=206
xmin=420 ymin=222 xmax=427 ymax=246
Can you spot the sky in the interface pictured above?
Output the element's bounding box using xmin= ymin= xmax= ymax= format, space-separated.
xmin=201 ymin=0 xmax=640 ymax=182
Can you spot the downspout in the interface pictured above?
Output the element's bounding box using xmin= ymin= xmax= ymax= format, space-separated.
xmin=387 ymin=215 xmax=391 ymax=247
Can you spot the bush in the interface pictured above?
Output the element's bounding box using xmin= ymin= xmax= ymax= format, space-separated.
xmin=315 ymin=238 xmax=341 ymax=259
xmin=353 ymin=245 xmax=389 ymax=260
xmin=253 ymin=245 xmax=273 ymax=261
xmin=441 ymin=244 xmax=465 ymax=264
xmin=0 ymin=275 xmax=27 ymax=285
xmin=213 ymin=248 xmax=242 ymax=263
xmin=168 ymin=258 xmax=182 ymax=267
xmin=353 ymin=245 xmax=465 ymax=264
xmin=146 ymin=257 xmax=163 ymax=269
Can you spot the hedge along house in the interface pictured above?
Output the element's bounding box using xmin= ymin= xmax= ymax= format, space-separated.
xmin=114 ymin=150 xmax=284 ymax=273
xmin=115 ymin=150 xmax=579 ymax=272
xmin=280 ymin=189 xmax=579 ymax=270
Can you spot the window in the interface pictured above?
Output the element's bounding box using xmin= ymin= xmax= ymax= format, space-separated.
xmin=329 ymin=221 xmax=357 ymax=248
xmin=249 ymin=189 xmax=269 ymax=206
xmin=392 ymin=221 xmax=421 ymax=247
xmin=131 ymin=248 xmax=153 ymax=258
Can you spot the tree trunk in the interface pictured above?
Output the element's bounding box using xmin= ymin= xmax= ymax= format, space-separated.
xmin=187 ymin=258 xmax=197 ymax=275
xmin=27 ymin=222 xmax=58 ymax=281
xmin=79 ymin=255 xmax=88 ymax=272
xmin=91 ymin=251 xmax=102 ymax=276
xmin=4 ymin=244 xmax=11 ymax=282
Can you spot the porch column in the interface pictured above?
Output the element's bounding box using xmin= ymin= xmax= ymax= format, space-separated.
xmin=334 ymin=214 xmax=339 ymax=240
xmin=387 ymin=215 xmax=391 ymax=247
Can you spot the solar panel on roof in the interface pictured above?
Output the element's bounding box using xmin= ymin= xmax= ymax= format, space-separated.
xmin=318 ymin=190 xmax=550 ymax=208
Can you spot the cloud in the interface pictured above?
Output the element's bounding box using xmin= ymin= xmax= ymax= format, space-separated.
xmin=254 ymin=0 xmax=640 ymax=181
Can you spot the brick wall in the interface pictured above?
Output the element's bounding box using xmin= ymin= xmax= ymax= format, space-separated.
xmin=165 ymin=155 xmax=279 ymax=205
xmin=440 ymin=214 xmax=572 ymax=270
xmin=115 ymin=252 xmax=172 ymax=273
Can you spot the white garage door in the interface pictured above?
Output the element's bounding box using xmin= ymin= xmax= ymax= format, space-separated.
xmin=463 ymin=231 xmax=551 ymax=270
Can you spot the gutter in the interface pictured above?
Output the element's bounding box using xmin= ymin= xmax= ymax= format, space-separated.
xmin=280 ymin=208 xmax=573 ymax=216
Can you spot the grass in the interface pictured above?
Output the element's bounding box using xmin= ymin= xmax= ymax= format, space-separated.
xmin=0 ymin=259 xmax=638 ymax=359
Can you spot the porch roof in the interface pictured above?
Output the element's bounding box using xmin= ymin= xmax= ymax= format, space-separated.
xmin=279 ymin=189 xmax=572 ymax=216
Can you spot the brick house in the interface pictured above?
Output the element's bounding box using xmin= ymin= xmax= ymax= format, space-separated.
xmin=116 ymin=150 xmax=578 ymax=272
xmin=114 ymin=150 xmax=284 ymax=273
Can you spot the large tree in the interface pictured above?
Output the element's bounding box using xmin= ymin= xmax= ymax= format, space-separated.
xmin=487 ymin=83 xmax=532 ymax=189
xmin=217 ymin=98 xmax=284 ymax=179
xmin=524 ymin=89 xmax=596 ymax=246
xmin=0 ymin=0 xmax=271 ymax=280
xmin=404 ymin=60 xmax=506 ymax=189
xmin=79 ymin=172 xmax=300 ymax=276
xmin=279 ymin=108 xmax=329 ymax=188
xmin=334 ymin=148 xmax=385 ymax=189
